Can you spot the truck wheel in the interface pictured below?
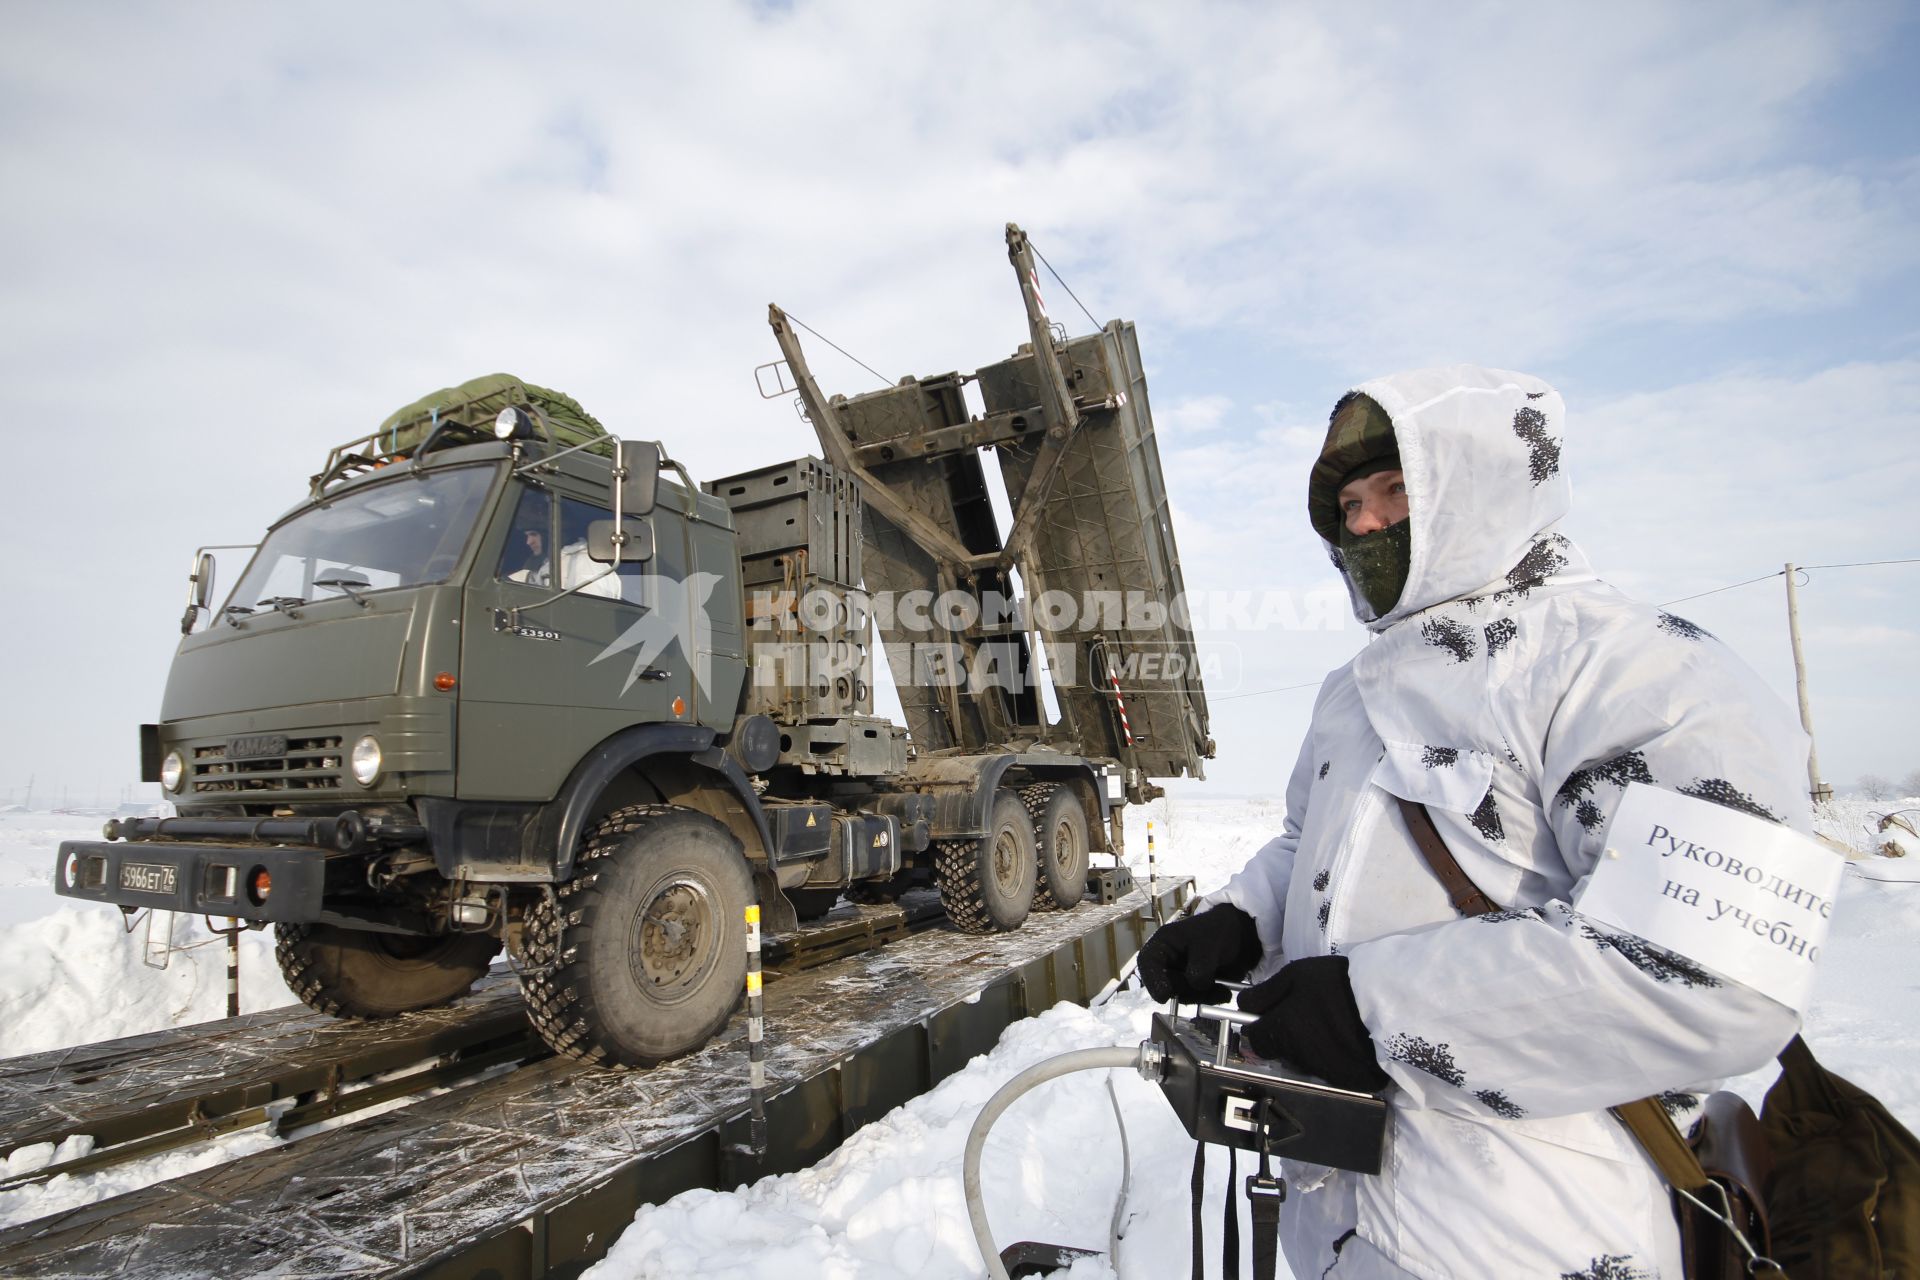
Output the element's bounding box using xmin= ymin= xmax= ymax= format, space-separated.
xmin=274 ymin=922 xmax=500 ymax=1019
xmin=1023 ymin=784 xmax=1090 ymax=911
xmin=520 ymin=804 xmax=752 ymax=1068
xmin=934 ymin=790 xmax=1035 ymax=934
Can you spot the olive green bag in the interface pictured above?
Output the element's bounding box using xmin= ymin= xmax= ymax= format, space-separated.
xmin=1761 ymin=1035 xmax=1920 ymax=1278
xmin=377 ymin=373 xmax=610 ymax=458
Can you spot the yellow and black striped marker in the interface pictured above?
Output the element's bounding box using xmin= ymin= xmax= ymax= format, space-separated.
xmin=745 ymin=904 xmax=767 ymax=1153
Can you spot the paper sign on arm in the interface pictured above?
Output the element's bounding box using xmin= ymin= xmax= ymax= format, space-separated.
xmin=1574 ymin=783 xmax=1844 ymax=1013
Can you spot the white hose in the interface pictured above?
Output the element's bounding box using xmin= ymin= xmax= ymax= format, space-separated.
xmin=1106 ymin=1072 xmax=1131 ymax=1262
xmin=963 ymin=1045 xmax=1148 ymax=1280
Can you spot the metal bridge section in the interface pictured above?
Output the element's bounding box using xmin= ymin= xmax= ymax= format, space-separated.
xmin=0 ymin=885 xmax=1183 ymax=1279
xmin=764 ymin=224 xmax=1213 ymax=796
xmin=984 ymin=318 xmax=1210 ymax=782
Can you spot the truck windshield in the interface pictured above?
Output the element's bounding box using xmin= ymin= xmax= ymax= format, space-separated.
xmin=224 ymin=465 xmax=495 ymax=612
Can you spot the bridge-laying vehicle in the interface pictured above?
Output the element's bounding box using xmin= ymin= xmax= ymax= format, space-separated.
xmin=54 ymin=225 xmax=1213 ymax=1067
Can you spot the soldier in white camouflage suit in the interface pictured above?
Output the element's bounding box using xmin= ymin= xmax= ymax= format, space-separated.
xmin=1139 ymin=365 xmax=1810 ymax=1280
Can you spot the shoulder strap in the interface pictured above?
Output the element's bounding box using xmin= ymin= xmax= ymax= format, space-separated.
xmin=1190 ymin=1143 xmax=1242 ymax=1279
xmin=1394 ymin=796 xmax=1713 ymax=1192
xmin=1394 ymin=797 xmax=1501 ymax=917
xmin=1613 ymin=1096 xmax=1713 ymax=1192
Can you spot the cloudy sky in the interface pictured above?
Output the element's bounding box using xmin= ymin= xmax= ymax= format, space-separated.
xmin=1 ymin=1 xmax=1914 ymax=806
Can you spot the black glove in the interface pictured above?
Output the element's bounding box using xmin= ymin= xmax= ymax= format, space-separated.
xmin=1236 ymin=955 xmax=1391 ymax=1093
xmin=1137 ymin=903 xmax=1264 ymax=1003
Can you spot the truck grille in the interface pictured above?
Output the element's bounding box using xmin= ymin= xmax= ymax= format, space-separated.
xmin=191 ymin=736 xmax=345 ymax=794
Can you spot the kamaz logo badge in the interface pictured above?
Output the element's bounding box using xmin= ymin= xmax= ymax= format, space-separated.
xmin=228 ymin=734 xmax=287 ymax=760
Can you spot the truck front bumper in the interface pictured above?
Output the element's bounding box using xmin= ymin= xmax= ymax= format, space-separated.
xmin=54 ymin=840 xmax=327 ymax=923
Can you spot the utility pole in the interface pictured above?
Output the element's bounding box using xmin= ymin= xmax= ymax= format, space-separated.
xmin=1783 ymin=563 xmax=1830 ymax=802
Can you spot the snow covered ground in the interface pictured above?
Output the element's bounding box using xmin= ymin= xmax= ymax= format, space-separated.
xmin=0 ymin=797 xmax=1915 ymax=1277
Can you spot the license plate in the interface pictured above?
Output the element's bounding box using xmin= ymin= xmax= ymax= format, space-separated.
xmin=121 ymin=862 xmax=178 ymax=895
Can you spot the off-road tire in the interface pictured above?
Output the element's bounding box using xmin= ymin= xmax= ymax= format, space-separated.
xmin=787 ymin=888 xmax=842 ymax=922
xmin=519 ymin=804 xmax=752 ymax=1068
xmin=274 ymin=922 xmax=499 ymax=1019
xmin=933 ymin=790 xmax=1035 ymax=934
xmin=1023 ymin=783 xmax=1090 ymax=911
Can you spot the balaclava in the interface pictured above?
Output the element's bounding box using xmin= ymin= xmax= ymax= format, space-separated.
xmin=1308 ymin=393 xmax=1407 ymax=617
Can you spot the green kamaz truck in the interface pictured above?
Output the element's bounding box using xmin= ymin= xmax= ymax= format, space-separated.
xmin=54 ymin=226 xmax=1213 ymax=1067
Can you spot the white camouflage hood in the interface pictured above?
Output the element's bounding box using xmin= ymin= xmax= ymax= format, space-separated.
xmin=1327 ymin=364 xmax=1580 ymax=630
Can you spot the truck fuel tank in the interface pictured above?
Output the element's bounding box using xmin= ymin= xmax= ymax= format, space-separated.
xmin=765 ymin=802 xmax=903 ymax=890
xmin=811 ymin=813 xmax=901 ymax=888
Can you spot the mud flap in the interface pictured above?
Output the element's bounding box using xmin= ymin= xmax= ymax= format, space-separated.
xmin=751 ymin=865 xmax=799 ymax=934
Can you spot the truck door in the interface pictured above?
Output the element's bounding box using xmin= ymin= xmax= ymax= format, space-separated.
xmin=459 ymin=482 xmax=691 ymax=801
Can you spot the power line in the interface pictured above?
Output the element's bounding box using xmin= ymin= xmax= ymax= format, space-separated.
xmin=1215 ymin=679 xmax=1322 ymax=702
xmin=1658 ymin=555 xmax=1919 ymax=608
xmin=1659 ymin=571 xmax=1782 ymax=607
xmin=1800 ymin=557 xmax=1920 ymax=571
xmin=781 ymin=311 xmax=891 ymax=388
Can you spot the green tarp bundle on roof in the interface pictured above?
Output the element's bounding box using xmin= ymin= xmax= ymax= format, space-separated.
xmin=377 ymin=373 xmax=610 ymax=458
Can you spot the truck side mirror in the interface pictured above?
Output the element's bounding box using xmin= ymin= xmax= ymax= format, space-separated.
xmin=586 ymin=518 xmax=655 ymax=564
xmin=181 ymin=551 xmax=217 ymax=634
xmin=621 ymin=439 xmax=661 ymax=516
xmin=191 ymin=552 xmax=216 ymax=611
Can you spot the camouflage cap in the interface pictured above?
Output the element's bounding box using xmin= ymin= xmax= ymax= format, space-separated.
xmin=1308 ymin=392 xmax=1400 ymax=544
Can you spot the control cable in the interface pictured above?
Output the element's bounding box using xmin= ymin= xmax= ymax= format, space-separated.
xmin=962 ymin=1044 xmax=1159 ymax=1280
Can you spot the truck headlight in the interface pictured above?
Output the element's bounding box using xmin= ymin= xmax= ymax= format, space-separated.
xmin=350 ymin=735 xmax=383 ymax=786
xmin=161 ymin=751 xmax=185 ymax=793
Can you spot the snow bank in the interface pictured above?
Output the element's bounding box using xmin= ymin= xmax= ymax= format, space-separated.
xmin=0 ymin=816 xmax=100 ymax=928
xmin=0 ymin=906 xmax=293 ymax=1059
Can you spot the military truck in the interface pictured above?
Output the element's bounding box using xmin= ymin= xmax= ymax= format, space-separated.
xmin=54 ymin=225 xmax=1213 ymax=1067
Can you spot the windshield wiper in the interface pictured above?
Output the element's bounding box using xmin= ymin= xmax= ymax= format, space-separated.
xmin=222 ymin=604 xmax=256 ymax=628
xmin=257 ymin=596 xmax=306 ymax=617
xmin=314 ymin=575 xmax=373 ymax=608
